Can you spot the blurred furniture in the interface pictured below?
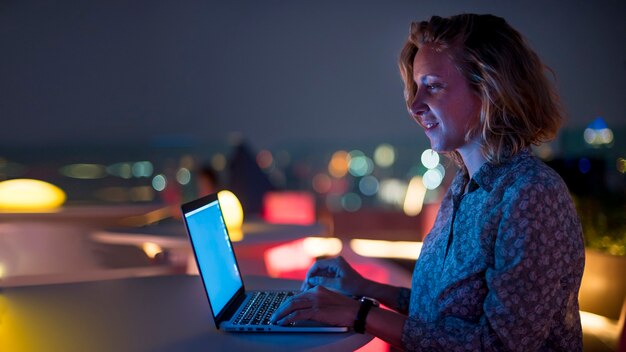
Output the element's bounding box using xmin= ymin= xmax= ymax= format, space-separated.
xmin=579 ymin=249 xmax=626 ymax=351
xmin=90 ymin=218 xmax=330 ymax=275
xmin=0 ymin=275 xmax=372 ymax=352
xmin=0 ymin=205 xmax=163 ymax=282
xmin=0 ymin=208 xmax=330 ymax=287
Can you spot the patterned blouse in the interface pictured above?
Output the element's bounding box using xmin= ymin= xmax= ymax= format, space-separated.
xmin=397 ymin=149 xmax=585 ymax=351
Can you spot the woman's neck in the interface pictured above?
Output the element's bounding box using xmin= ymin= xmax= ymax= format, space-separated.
xmin=458 ymin=142 xmax=487 ymax=179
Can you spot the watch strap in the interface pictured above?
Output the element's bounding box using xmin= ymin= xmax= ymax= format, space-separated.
xmin=353 ymin=298 xmax=375 ymax=334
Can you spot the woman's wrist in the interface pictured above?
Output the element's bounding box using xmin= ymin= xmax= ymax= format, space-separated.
xmin=364 ymin=306 xmax=406 ymax=348
xmin=361 ymin=280 xmax=403 ymax=310
xmin=358 ymin=278 xmax=379 ymax=298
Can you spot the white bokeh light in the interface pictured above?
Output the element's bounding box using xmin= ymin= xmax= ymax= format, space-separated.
xmin=374 ymin=144 xmax=395 ymax=168
xmin=378 ymin=179 xmax=408 ymax=206
xmin=176 ymin=168 xmax=191 ymax=185
xmin=422 ymin=169 xmax=443 ymax=190
xmin=152 ymin=174 xmax=167 ymax=191
xmin=421 ymin=149 xmax=440 ymax=169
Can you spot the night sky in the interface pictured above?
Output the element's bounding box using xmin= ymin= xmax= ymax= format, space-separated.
xmin=1 ymin=0 xmax=625 ymax=151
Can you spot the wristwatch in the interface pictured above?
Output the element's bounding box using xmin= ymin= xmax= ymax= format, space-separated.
xmin=353 ymin=297 xmax=379 ymax=334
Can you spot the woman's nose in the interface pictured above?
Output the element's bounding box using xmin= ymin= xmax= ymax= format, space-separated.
xmin=409 ymin=92 xmax=428 ymax=118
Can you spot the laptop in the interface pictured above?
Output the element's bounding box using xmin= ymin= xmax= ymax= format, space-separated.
xmin=181 ymin=193 xmax=348 ymax=332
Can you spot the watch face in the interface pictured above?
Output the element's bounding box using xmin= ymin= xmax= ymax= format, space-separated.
xmin=360 ymin=296 xmax=380 ymax=307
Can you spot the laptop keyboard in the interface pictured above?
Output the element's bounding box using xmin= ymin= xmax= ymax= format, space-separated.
xmin=233 ymin=291 xmax=295 ymax=326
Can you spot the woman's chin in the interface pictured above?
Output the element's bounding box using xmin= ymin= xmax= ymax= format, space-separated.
xmin=427 ymin=143 xmax=445 ymax=153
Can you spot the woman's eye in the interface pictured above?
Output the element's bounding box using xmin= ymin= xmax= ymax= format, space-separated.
xmin=426 ymin=84 xmax=440 ymax=91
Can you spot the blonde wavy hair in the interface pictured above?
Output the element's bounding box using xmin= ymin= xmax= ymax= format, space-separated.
xmin=399 ymin=14 xmax=563 ymax=165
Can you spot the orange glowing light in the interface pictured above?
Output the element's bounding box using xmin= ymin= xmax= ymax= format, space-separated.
xmin=141 ymin=242 xmax=162 ymax=259
xmin=328 ymin=150 xmax=350 ymax=178
xmin=579 ymin=311 xmax=621 ymax=344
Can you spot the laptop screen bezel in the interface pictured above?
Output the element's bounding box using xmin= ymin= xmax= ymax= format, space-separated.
xmin=181 ymin=193 xmax=247 ymax=328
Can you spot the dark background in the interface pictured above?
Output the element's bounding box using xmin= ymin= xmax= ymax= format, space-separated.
xmin=1 ymin=0 xmax=624 ymax=151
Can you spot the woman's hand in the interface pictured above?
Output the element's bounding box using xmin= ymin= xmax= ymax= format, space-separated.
xmin=270 ymin=285 xmax=359 ymax=327
xmin=300 ymin=256 xmax=370 ymax=297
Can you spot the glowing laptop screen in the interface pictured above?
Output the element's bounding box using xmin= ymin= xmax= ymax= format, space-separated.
xmin=184 ymin=200 xmax=243 ymax=317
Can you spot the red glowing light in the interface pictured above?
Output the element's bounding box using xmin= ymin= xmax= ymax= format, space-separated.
xmin=264 ymin=239 xmax=313 ymax=278
xmin=262 ymin=191 xmax=315 ymax=225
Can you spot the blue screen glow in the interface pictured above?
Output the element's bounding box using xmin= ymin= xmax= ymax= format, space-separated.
xmin=185 ymin=200 xmax=243 ymax=317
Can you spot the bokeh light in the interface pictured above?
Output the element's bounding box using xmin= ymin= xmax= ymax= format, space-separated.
xmin=584 ymin=128 xmax=614 ymax=145
xmin=617 ymin=158 xmax=626 ymax=174
xmin=341 ymin=192 xmax=362 ymax=212
xmin=176 ymin=168 xmax=191 ymax=185
xmin=256 ymin=150 xmax=274 ymax=169
xmin=60 ymin=163 xmax=106 ymax=179
xmin=434 ymin=164 xmax=446 ymax=178
xmin=218 ymin=190 xmax=244 ymax=232
xmin=328 ymin=177 xmax=350 ymax=195
xmin=420 ymin=149 xmax=439 ymax=169
xmin=378 ymin=179 xmax=407 ymax=206
xmin=107 ymin=162 xmax=133 ymax=179
xmin=348 ymin=150 xmax=374 ymax=177
xmin=584 ymin=117 xmax=614 ymax=146
xmin=132 ymin=161 xmax=153 ymax=178
xmin=423 ymin=168 xmax=444 ymax=190
xmin=403 ymin=176 xmax=426 ymax=216
xmin=579 ymin=311 xmax=623 ymax=344
xmin=263 ymin=191 xmax=315 ymax=225
xmin=152 ymin=174 xmax=166 ymax=191
xmin=359 ymin=175 xmax=379 ymax=196
xmin=211 ymin=153 xmax=227 ymax=171
xmin=328 ymin=150 xmax=350 ymax=178
xmin=141 ymin=242 xmax=162 ymax=259
xmin=303 ymin=237 xmax=343 ymax=257
xmin=373 ymin=144 xmax=395 ymax=168
xmin=534 ymin=144 xmax=554 ymax=160
xmin=312 ymin=173 xmax=332 ymax=194
xmin=0 ymin=179 xmax=66 ymax=211
xmin=350 ymin=239 xmax=423 ymax=260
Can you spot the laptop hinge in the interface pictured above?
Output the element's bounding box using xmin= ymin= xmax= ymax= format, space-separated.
xmin=217 ymin=289 xmax=247 ymax=324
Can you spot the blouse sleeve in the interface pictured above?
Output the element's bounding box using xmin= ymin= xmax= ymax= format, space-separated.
xmin=397 ymin=287 xmax=411 ymax=314
xmin=401 ymin=177 xmax=583 ymax=351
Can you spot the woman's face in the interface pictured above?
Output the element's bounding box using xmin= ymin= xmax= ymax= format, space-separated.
xmin=409 ymin=44 xmax=482 ymax=154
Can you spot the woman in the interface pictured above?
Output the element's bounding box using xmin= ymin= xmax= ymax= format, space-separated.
xmin=271 ymin=14 xmax=585 ymax=351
